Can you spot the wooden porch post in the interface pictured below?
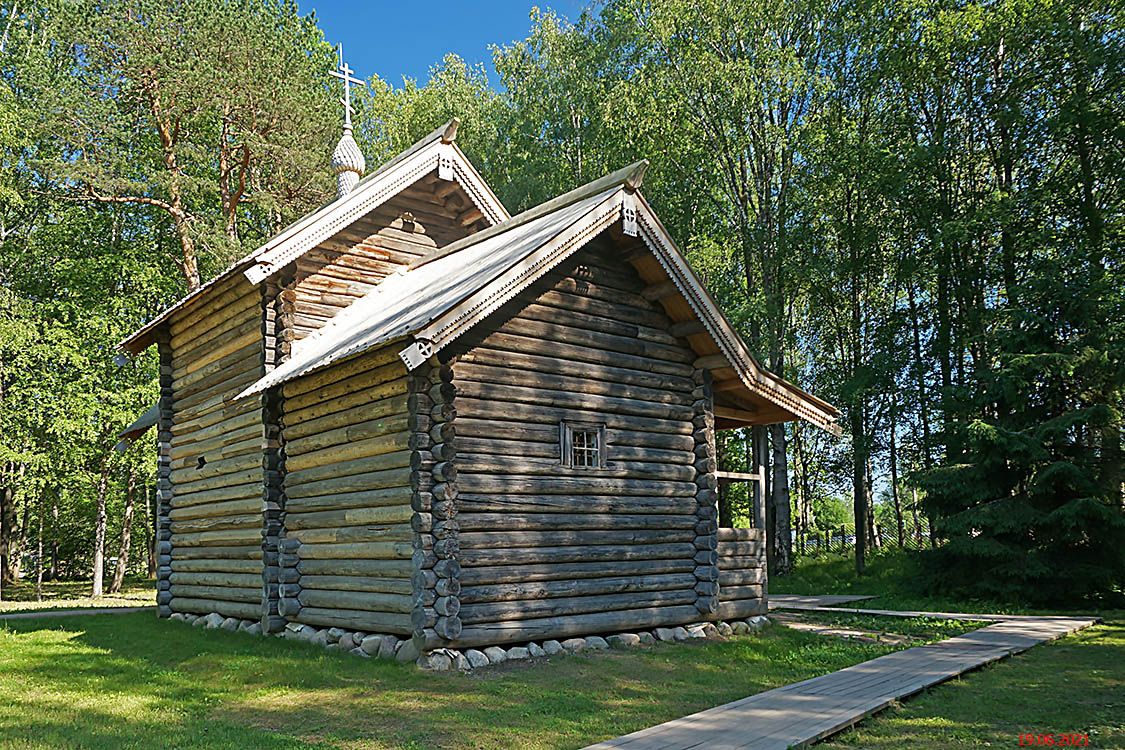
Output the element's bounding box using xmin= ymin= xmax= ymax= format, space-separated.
xmin=751 ymin=425 xmax=767 ymax=531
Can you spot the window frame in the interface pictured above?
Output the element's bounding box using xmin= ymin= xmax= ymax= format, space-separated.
xmin=560 ymin=420 xmax=607 ymax=470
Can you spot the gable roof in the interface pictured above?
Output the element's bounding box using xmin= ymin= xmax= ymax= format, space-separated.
xmin=119 ymin=119 xmax=507 ymax=355
xmin=236 ymin=162 xmax=840 ymax=434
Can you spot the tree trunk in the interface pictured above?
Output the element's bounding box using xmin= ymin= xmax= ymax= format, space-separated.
xmin=109 ymin=468 xmax=137 ymax=594
xmin=770 ymin=422 xmax=792 ymax=575
xmin=851 ymin=406 xmax=867 ymax=575
xmin=35 ymin=495 xmax=43 ymax=602
xmin=49 ymin=496 xmax=58 ymax=581
xmin=145 ymin=481 xmax=157 ymax=578
xmin=91 ymin=459 xmax=111 ymax=597
xmin=889 ymin=397 xmax=905 ymax=548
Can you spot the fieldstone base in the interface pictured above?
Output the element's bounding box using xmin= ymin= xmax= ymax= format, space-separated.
xmin=166 ymin=610 xmax=770 ymax=671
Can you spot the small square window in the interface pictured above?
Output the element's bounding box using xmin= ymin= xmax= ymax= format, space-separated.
xmin=561 ymin=421 xmax=606 ymax=470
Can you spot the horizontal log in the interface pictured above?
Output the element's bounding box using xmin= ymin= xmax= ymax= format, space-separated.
xmin=718 ymin=584 xmax=764 ymax=601
xmin=459 ymin=573 xmax=697 ymax=605
xmin=169 ymin=584 xmax=261 ymax=604
xmin=298 ymin=589 xmax=413 ymax=614
xmin=452 ymin=375 xmax=688 ymax=422
xmin=459 ymin=542 xmax=695 ymax=567
xmin=172 ymin=452 xmax=259 ymax=483
xmin=170 ymin=558 xmax=262 ymax=573
xmin=458 ymin=454 xmax=695 ymax=483
xmin=169 ymin=496 xmax=261 ymax=520
xmin=170 ymin=431 xmax=260 ymax=466
xmin=716 ymin=598 xmax=767 ymax=620
xmin=168 ymin=274 xmax=254 ymax=333
xmin=285 ymin=452 xmax=412 ymax=490
xmin=168 ymin=572 xmax=261 ymax=588
xmin=457 ymin=474 xmax=696 ymax=498
xmin=459 ymin=346 xmax=693 ymax=394
xmin=284 ymin=466 xmax=412 ymax=499
xmin=717 ymin=541 xmax=762 ymax=558
xmin=282 ymin=388 xmax=408 ymax=436
xmin=296 ymin=540 xmax=414 ymax=560
xmin=456 ymin=513 xmax=697 ymax=532
xmin=284 ymin=486 xmax=413 ymax=513
xmin=459 ymin=588 xmax=696 ymax=625
xmin=449 ymin=604 xmax=704 ymax=649
xmin=455 ymin=363 xmax=691 ymax=410
xmin=717 ymin=527 xmax=765 ymax=542
xmin=173 ymin=597 xmax=262 ymax=620
xmin=170 ymin=483 xmax=260 ymax=509
xmin=458 ymin=528 xmax=695 ymax=550
xmin=457 ymin=419 xmax=696 ymax=453
xmin=458 ymin=557 xmax=696 ymax=586
xmin=718 ymin=568 xmax=765 ymax=586
xmin=284 ymin=414 xmax=409 ymax=461
xmin=284 ymin=361 xmax=405 ymax=413
xmin=476 ymin=331 xmax=693 ymax=380
xmin=296 ymin=558 xmax=413 ymax=578
xmin=720 ymin=554 xmax=764 ymax=571
xmin=297 ymin=575 xmax=413 ymax=595
xmin=171 ymin=545 xmax=262 ymax=560
xmin=456 ymin=397 xmax=691 ymax=436
xmin=287 ymin=524 xmax=412 ymax=545
xmin=170 ymin=513 xmax=261 ymax=534
xmin=173 ymin=528 xmax=261 ymax=547
xmin=172 ymin=338 xmax=259 ymax=394
xmin=294 ymin=606 xmax=411 ymax=635
xmin=456 ymin=492 xmax=693 ymax=517
xmin=516 ymin=301 xmax=683 ymax=350
xmin=286 ymin=504 xmax=413 ymax=530
xmin=170 ymin=467 xmax=259 ymax=497
xmin=499 ymin=316 xmax=693 ymax=367
xmin=171 ymin=402 xmax=259 ymax=443
xmin=285 ymin=431 xmax=410 ymax=474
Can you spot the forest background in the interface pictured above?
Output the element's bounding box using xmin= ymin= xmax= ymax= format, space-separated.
xmin=0 ymin=0 xmax=1121 ymax=604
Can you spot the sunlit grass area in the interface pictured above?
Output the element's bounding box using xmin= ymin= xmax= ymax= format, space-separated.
xmin=0 ymin=610 xmax=900 ymax=749
xmin=0 ymin=577 xmax=154 ymax=614
xmin=818 ymin=620 xmax=1125 ymax=749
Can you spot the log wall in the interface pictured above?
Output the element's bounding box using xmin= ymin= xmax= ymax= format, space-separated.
xmin=165 ymin=274 xmax=265 ymax=619
xmin=447 ymin=242 xmax=710 ymax=648
xmin=716 ymin=527 xmax=767 ymax=619
xmin=277 ymin=344 xmax=415 ymax=634
xmin=285 ymin=181 xmax=480 ymax=348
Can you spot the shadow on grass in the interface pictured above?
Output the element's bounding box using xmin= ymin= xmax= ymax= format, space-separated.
xmin=0 ymin=611 xmax=897 ymax=750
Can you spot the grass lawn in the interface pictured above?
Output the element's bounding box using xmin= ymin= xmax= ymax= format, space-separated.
xmin=773 ymin=551 xmax=1125 ymax=748
xmin=0 ymin=577 xmax=154 ymax=614
xmin=817 ymin=619 xmax=1125 ymax=749
xmin=0 ymin=610 xmax=903 ymax=749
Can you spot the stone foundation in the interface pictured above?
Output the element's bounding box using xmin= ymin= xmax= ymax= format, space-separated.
xmin=167 ymin=610 xmax=770 ymax=671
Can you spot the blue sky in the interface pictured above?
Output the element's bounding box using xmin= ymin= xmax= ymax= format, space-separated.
xmin=299 ymin=1 xmax=586 ymax=87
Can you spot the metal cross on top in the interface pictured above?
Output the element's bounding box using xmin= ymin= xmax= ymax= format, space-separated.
xmin=329 ymin=44 xmax=365 ymax=132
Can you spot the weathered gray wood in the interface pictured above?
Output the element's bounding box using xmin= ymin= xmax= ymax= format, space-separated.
xmin=457 ymin=494 xmax=693 ymax=516
xmin=295 ymin=606 xmax=412 ymax=634
xmin=297 ymin=575 xmax=413 ymax=595
xmin=296 ymin=558 xmax=412 ymax=577
xmin=460 ymin=573 xmax=697 ymax=604
xmin=459 ymin=558 xmax=695 ymax=586
xmin=456 ymin=512 xmax=696 ymax=532
xmin=297 ymin=589 xmax=413 ymax=614
xmin=459 ymin=542 xmax=696 ymax=567
xmin=458 ymin=528 xmax=696 ymax=550
xmin=450 ymin=605 xmax=704 ymax=648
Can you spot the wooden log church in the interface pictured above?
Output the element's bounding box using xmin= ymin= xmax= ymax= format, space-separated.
xmin=120 ymin=106 xmax=838 ymax=654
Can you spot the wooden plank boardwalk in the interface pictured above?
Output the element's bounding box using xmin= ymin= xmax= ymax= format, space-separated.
xmin=583 ymin=612 xmax=1097 ymax=750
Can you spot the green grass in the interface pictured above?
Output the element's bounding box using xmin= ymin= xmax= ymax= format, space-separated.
xmin=773 ymin=552 xmax=1124 ymax=748
xmin=817 ymin=620 xmax=1125 ymax=749
xmin=0 ymin=577 xmax=154 ymax=614
xmin=0 ymin=610 xmax=902 ymax=749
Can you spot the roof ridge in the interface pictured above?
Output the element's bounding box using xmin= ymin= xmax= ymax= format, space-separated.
xmin=411 ymin=159 xmax=649 ymax=271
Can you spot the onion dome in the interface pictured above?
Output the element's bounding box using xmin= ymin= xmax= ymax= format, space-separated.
xmin=332 ymin=128 xmax=366 ymax=198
